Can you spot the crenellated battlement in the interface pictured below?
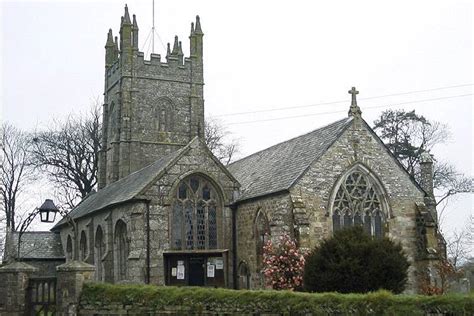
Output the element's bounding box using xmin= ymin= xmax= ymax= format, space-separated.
xmin=105 ymin=4 xmax=203 ymax=89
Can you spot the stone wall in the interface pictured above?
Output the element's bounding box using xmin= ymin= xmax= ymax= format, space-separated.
xmin=235 ymin=192 xmax=293 ymax=288
xmin=59 ymin=201 xmax=148 ymax=284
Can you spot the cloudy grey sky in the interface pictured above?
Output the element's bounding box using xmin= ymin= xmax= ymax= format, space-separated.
xmin=1 ymin=0 xmax=472 ymax=236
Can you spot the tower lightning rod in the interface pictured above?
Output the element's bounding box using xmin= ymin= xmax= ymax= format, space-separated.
xmin=152 ymin=0 xmax=155 ymax=53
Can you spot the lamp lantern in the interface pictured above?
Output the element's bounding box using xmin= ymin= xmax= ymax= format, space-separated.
xmin=38 ymin=199 xmax=59 ymax=223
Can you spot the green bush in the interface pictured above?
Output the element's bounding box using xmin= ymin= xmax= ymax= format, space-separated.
xmin=304 ymin=226 xmax=409 ymax=293
xmin=80 ymin=283 xmax=474 ymax=315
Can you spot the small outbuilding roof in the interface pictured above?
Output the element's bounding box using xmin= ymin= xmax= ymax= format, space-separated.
xmin=228 ymin=117 xmax=353 ymax=202
xmin=9 ymin=231 xmax=64 ymax=260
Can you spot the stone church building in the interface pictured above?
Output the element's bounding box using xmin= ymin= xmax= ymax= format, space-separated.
xmin=5 ymin=5 xmax=444 ymax=293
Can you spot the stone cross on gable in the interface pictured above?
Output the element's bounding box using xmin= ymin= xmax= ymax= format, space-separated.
xmin=348 ymin=87 xmax=359 ymax=106
xmin=348 ymin=86 xmax=362 ymax=117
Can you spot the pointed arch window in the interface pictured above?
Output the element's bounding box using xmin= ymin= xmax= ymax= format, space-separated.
xmin=95 ymin=226 xmax=105 ymax=281
xmin=66 ymin=235 xmax=73 ymax=261
xmin=255 ymin=209 xmax=270 ymax=269
xmin=171 ymin=175 xmax=221 ymax=250
xmin=114 ymin=220 xmax=128 ymax=281
xmin=332 ymin=169 xmax=386 ymax=237
xmin=79 ymin=231 xmax=88 ymax=261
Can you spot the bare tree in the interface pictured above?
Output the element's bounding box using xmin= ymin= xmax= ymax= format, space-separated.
xmin=30 ymin=106 xmax=101 ymax=208
xmin=205 ymin=117 xmax=240 ymax=165
xmin=0 ymin=124 xmax=35 ymax=232
xmin=446 ymin=215 xmax=473 ymax=270
xmin=433 ymin=161 xmax=473 ymax=206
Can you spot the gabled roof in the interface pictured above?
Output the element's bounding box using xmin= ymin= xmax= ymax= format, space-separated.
xmin=9 ymin=232 xmax=64 ymax=260
xmin=228 ymin=117 xmax=353 ymax=202
xmin=53 ymin=143 xmax=187 ymax=229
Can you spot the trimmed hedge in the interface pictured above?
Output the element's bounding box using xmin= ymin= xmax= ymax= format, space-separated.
xmin=80 ymin=283 xmax=474 ymax=315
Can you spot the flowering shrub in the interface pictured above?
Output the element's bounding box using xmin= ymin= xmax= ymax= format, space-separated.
xmin=262 ymin=233 xmax=307 ymax=290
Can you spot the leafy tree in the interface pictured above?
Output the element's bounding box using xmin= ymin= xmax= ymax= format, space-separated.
xmin=262 ymin=233 xmax=307 ymax=290
xmin=373 ymin=109 xmax=472 ymax=209
xmin=30 ymin=106 xmax=101 ymax=208
xmin=304 ymin=227 xmax=409 ymax=293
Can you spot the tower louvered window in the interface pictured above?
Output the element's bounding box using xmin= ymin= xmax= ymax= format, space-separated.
xmin=171 ymin=175 xmax=220 ymax=250
xmin=332 ymin=170 xmax=385 ymax=237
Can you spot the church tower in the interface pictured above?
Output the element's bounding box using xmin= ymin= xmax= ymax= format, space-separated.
xmin=98 ymin=5 xmax=204 ymax=188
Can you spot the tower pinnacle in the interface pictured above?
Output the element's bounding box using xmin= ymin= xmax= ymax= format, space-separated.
xmin=195 ymin=15 xmax=203 ymax=34
xmin=123 ymin=4 xmax=132 ymax=24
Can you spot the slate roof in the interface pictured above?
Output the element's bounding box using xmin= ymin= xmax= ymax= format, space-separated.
xmin=53 ymin=145 xmax=186 ymax=228
xmin=10 ymin=231 xmax=64 ymax=260
xmin=228 ymin=117 xmax=353 ymax=202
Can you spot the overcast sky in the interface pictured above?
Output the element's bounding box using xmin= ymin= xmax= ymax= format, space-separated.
xmin=1 ymin=0 xmax=472 ymax=238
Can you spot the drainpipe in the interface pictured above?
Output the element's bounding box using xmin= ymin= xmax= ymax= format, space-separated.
xmin=231 ymin=204 xmax=238 ymax=289
xmin=145 ymin=201 xmax=151 ymax=284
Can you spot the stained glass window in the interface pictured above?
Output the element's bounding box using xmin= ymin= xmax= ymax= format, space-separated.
xmin=332 ymin=211 xmax=341 ymax=232
xmin=332 ymin=169 xmax=385 ymax=237
xmin=171 ymin=175 xmax=221 ymax=250
xmin=196 ymin=201 xmax=206 ymax=249
xmin=172 ymin=202 xmax=183 ymax=249
xmin=184 ymin=201 xmax=194 ymax=250
xmin=208 ymin=203 xmax=217 ymax=249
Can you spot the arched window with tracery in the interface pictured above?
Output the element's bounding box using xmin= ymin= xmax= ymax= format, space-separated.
xmin=79 ymin=231 xmax=88 ymax=261
xmin=95 ymin=226 xmax=105 ymax=281
xmin=114 ymin=220 xmax=128 ymax=281
xmin=171 ymin=175 xmax=221 ymax=250
xmin=255 ymin=209 xmax=270 ymax=269
xmin=66 ymin=235 xmax=73 ymax=261
xmin=331 ymin=168 xmax=386 ymax=237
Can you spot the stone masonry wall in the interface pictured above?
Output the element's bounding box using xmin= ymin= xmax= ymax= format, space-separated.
xmin=291 ymin=116 xmax=425 ymax=293
xmin=59 ymin=201 xmax=148 ymax=284
xmin=235 ymin=192 xmax=293 ymax=289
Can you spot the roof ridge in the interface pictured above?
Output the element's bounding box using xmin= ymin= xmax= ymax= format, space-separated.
xmin=229 ymin=117 xmax=352 ymax=167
